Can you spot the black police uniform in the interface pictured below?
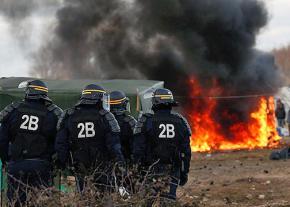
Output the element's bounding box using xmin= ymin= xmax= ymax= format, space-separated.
xmin=55 ymin=85 xmax=124 ymax=193
xmin=133 ymin=89 xmax=191 ymax=200
xmin=113 ymin=113 xmax=136 ymax=162
xmin=110 ymin=91 xmax=137 ymax=162
xmin=0 ymin=80 xmax=62 ymax=206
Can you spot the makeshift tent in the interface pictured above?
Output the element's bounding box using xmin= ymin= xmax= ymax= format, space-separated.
xmin=0 ymin=77 xmax=164 ymax=116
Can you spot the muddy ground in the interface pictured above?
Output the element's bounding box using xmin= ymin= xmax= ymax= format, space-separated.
xmin=1 ymin=146 xmax=290 ymax=207
xmin=178 ymin=148 xmax=290 ymax=207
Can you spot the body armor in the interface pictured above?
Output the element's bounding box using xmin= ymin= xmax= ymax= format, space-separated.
xmin=68 ymin=108 xmax=120 ymax=171
xmin=114 ymin=113 xmax=136 ymax=160
xmin=149 ymin=113 xmax=184 ymax=165
xmin=10 ymin=103 xmax=50 ymax=161
xmin=68 ymin=109 xmax=105 ymax=170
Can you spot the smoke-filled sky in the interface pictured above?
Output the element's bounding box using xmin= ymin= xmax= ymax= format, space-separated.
xmin=0 ymin=0 xmax=289 ymax=77
xmin=0 ymin=0 xmax=59 ymax=77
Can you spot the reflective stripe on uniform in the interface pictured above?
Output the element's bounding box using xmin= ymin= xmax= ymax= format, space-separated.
xmin=109 ymin=97 xmax=127 ymax=105
xmin=82 ymin=89 xmax=105 ymax=94
xmin=29 ymin=85 xmax=48 ymax=92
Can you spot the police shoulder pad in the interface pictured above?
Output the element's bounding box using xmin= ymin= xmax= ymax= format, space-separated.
xmin=99 ymin=109 xmax=120 ymax=133
xmin=67 ymin=108 xmax=75 ymax=115
xmin=0 ymin=102 xmax=21 ymax=123
xmin=124 ymin=115 xmax=137 ymax=131
xmin=57 ymin=108 xmax=75 ymax=130
xmin=133 ymin=113 xmax=152 ymax=135
xmin=171 ymin=112 xmax=192 ymax=136
xmin=47 ymin=103 xmax=63 ymax=119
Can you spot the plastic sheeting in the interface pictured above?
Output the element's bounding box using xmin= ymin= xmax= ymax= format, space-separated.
xmin=0 ymin=77 xmax=164 ymax=117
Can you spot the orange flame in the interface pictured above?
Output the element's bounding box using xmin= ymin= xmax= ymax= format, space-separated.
xmin=188 ymin=78 xmax=281 ymax=152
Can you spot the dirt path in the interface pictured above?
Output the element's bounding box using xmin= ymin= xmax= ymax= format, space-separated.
xmin=178 ymin=149 xmax=290 ymax=207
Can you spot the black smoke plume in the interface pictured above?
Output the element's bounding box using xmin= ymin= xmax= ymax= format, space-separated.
xmin=33 ymin=0 xmax=281 ymax=88
xmin=0 ymin=0 xmax=37 ymax=43
xmin=0 ymin=0 xmax=60 ymax=50
xmin=0 ymin=0 xmax=37 ymax=20
xmin=33 ymin=0 xmax=283 ymax=125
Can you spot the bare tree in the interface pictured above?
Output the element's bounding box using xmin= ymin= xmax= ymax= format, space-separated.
xmin=273 ymin=45 xmax=290 ymax=83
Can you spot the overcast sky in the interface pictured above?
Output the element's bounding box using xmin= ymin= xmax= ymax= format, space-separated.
xmin=0 ymin=0 xmax=289 ymax=78
xmin=257 ymin=0 xmax=290 ymax=51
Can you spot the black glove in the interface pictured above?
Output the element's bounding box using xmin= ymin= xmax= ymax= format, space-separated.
xmin=179 ymin=173 xmax=188 ymax=186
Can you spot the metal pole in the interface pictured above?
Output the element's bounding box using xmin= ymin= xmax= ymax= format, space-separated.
xmin=58 ymin=170 xmax=61 ymax=192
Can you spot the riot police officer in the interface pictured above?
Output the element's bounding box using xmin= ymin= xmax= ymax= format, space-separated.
xmin=109 ymin=91 xmax=136 ymax=163
xmin=55 ymin=84 xmax=124 ymax=193
xmin=0 ymin=80 xmax=62 ymax=206
xmin=133 ymin=88 xmax=191 ymax=201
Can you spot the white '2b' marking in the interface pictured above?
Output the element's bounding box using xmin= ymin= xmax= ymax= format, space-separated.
xmin=20 ymin=115 xmax=39 ymax=131
xmin=78 ymin=122 xmax=95 ymax=138
xmin=159 ymin=124 xmax=175 ymax=138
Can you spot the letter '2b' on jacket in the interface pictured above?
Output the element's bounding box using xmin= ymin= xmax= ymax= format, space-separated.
xmin=55 ymin=106 xmax=124 ymax=171
xmin=0 ymin=101 xmax=62 ymax=162
xmin=133 ymin=111 xmax=191 ymax=175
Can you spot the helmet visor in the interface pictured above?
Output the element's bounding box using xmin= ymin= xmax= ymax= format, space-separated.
xmin=18 ymin=81 xmax=29 ymax=89
xmin=102 ymin=93 xmax=110 ymax=111
xmin=126 ymin=101 xmax=131 ymax=113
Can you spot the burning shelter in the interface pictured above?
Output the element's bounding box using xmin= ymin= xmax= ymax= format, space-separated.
xmin=0 ymin=0 xmax=284 ymax=152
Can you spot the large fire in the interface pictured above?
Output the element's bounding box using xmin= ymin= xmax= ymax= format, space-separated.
xmin=188 ymin=78 xmax=281 ymax=152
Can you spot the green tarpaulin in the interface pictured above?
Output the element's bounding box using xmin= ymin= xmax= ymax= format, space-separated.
xmin=0 ymin=77 xmax=164 ymax=116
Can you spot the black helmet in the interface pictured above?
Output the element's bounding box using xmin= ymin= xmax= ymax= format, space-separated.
xmin=152 ymin=88 xmax=178 ymax=108
xmin=76 ymin=84 xmax=110 ymax=110
xmin=78 ymin=84 xmax=107 ymax=106
xmin=109 ymin=90 xmax=130 ymax=113
xmin=20 ymin=79 xmax=51 ymax=102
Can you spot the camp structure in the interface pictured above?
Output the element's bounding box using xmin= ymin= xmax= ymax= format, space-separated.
xmin=0 ymin=77 xmax=164 ymax=116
